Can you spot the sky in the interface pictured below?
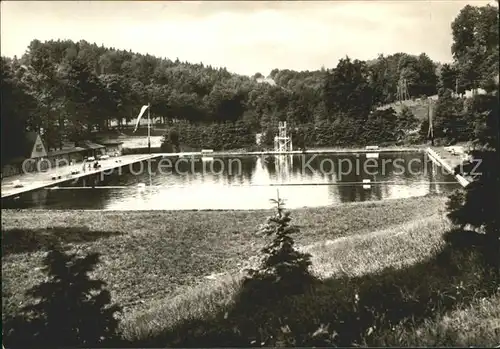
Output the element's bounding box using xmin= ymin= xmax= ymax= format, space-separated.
xmin=0 ymin=0 xmax=495 ymax=76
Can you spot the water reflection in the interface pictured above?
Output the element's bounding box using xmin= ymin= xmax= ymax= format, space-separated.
xmin=2 ymin=153 xmax=462 ymax=210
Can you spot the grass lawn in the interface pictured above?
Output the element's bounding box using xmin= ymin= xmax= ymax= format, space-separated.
xmin=2 ymin=195 xmax=446 ymax=315
xmin=374 ymin=291 xmax=500 ymax=347
xmin=376 ymin=98 xmax=433 ymax=121
xmin=2 ymin=194 xmax=498 ymax=347
xmin=119 ymin=210 xmax=450 ymax=343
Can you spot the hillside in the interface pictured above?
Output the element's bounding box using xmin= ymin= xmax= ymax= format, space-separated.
xmin=376 ymin=85 xmax=492 ymax=122
xmin=376 ymin=97 xmax=437 ymax=121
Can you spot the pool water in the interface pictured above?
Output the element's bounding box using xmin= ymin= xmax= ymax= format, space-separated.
xmin=2 ymin=152 xmax=462 ymax=210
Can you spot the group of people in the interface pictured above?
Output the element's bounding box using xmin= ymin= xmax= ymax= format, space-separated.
xmin=82 ymin=159 xmax=101 ymax=172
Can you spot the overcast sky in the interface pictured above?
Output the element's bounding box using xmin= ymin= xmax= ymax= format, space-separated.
xmin=0 ymin=1 xmax=494 ymax=76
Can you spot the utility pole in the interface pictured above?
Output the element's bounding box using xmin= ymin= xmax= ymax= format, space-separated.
xmin=427 ymin=100 xmax=434 ymax=146
xmin=147 ymin=102 xmax=151 ymax=155
xmin=147 ymin=102 xmax=152 ymax=187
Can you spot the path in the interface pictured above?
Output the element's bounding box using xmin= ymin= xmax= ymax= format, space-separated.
xmin=430 ymin=146 xmax=469 ymax=170
xmin=1 ymin=154 xmax=158 ymax=199
xmin=158 ymin=146 xmax=421 ymax=158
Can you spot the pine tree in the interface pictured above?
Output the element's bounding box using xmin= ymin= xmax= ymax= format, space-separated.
xmin=5 ymin=245 xmax=121 ymax=348
xmin=244 ymin=193 xmax=315 ymax=298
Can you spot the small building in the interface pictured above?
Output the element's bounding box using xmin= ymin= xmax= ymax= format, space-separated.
xmin=2 ymin=132 xmax=48 ymax=176
xmin=28 ymin=131 xmax=48 ymax=159
xmin=98 ymin=139 xmax=124 ymax=156
xmin=77 ymin=140 xmax=106 ymax=159
xmin=1 ymin=134 xmax=110 ymax=178
xmin=46 ymin=147 xmax=86 ymax=167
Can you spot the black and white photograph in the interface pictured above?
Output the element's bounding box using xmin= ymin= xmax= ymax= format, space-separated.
xmin=1 ymin=0 xmax=499 ymax=347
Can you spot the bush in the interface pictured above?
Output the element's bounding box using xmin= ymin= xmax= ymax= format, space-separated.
xmin=160 ymin=128 xmax=180 ymax=153
xmin=172 ymin=121 xmax=256 ymax=151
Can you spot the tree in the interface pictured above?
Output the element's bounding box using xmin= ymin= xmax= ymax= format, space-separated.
xmin=433 ymin=89 xmax=465 ymax=141
xmin=474 ymin=5 xmax=499 ymax=89
xmin=241 ymin=109 xmax=260 ymax=132
xmin=415 ymin=53 xmax=438 ymax=97
xmin=447 ymin=2 xmax=499 ymax=270
xmin=451 ymin=4 xmax=499 ymax=92
xmin=60 ymin=57 xmax=108 ymax=139
xmin=21 ymin=39 xmax=64 ymax=150
xmin=1 ymin=37 xmax=446 ymax=159
xmin=397 ymin=54 xmax=419 ymax=98
xmin=368 ymin=54 xmax=393 ymax=106
xmin=253 ymin=72 xmax=264 ymax=80
xmin=99 ymin=74 xmax=129 ymax=128
xmin=0 ymin=58 xmax=36 ymax=166
xmin=438 ymin=63 xmax=459 ymax=95
xmin=323 ymin=57 xmax=374 ymax=119
xmin=4 ymin=246 xmax=121 ymax=348
xmin=243 ymin=195 xmax=315 ymax=299
xmin=447 ymin=90 xmax=499 ymax=271
xmin=169 ymin=128 xmax=180 ymax=151
xmin=363 ymin=108 xmax=399 ymax=143
xmin=390 ymin=106 xmax=419 ymax=142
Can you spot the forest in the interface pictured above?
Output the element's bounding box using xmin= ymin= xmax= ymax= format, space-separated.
xmin=1 ymin=3 xmax=498 ymax=162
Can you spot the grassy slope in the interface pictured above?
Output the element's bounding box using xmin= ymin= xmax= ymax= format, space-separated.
xmin=2 ymin=196 xmax=445 ymax=316
xmin=120 ymin=213 xmax=449 ymax=341
xmin=3 ymin=195 xmax=498 ymax=346
xmin=377 ymin=98 xmax=432 ymax=121
xmin=374 ymin=291 xmax=500 ymax=347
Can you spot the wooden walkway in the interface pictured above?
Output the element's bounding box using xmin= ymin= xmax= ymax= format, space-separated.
xmin=426 ymin=147 xmax=470 ymax=187
xmin=159 ymin=147 xmax=422 ymax=158
xmin=1 ymin=154 xmax=159 ymax=199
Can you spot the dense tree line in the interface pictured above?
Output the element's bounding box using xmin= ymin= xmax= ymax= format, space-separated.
xmin=1 ymin=2 xmax=497 ymax=163
xmin=1 ymin=40 xmax=440 ymax=161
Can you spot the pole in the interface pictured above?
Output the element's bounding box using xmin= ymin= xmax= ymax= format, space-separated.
xmin=428 ymin=100 xmax=434 ymax=146
xmin=147 ymin=102 xmax=152 ymax=187
xmin=147 ymin=102 xmax=151 ymax=155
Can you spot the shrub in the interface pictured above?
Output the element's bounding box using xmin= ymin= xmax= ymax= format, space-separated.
xmin=160 ymin=128 xmax=181 ymax=153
